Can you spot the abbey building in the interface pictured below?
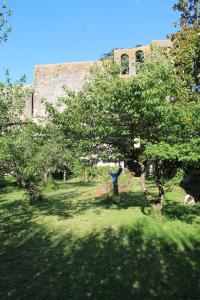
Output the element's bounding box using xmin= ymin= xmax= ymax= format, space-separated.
xmin=24 ymin=39 xmax=172 ymax=119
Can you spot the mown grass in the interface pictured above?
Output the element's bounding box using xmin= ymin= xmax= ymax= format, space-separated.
xmin=0 ymin=177 xmax=200 ymax=300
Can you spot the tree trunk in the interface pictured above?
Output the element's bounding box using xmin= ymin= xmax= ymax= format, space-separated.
xmin=156 ymin=180 xmax=164 ymax=202
xmin=44 ymin=170 xmax=49 ymax=182
xmin=155 ymin=161 xmax=164 ymax=208
xmin=83 ymin=169 xmax=89 ymax=182
xmin=16 ymin=175 xmax=23 ymax=188
xmin=63 ymin=169 xmax=67 ymax=182
xmin=24 ymin=180 xmax=42 ymax=204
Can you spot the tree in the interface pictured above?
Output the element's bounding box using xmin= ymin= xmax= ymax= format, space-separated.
xmin=172 ymin=0 xmax=200 ymax=89
xmin=0 ymin=1 xmax=12 ymax=44
xmin=141 ymin=78 xmax=200 ymax=200
xmin=165 ymin=1 xmax=200 ymax=200
xmin=100 ymin=48 xmax=117 ymax=61
xmin=0 ymin=81 xmax=31 ymax=186
xmin=171 ymin=26 xmax=200 ymax=90
xmin=35 ymin=124 xmax=84 ymax=181
xmin=47 ymin=50 xmax=191 ymax=201
xmin=0 ymin=115 xmax=86 ymax=202
xmin=0 ymin=122 xmax=44 ymax=202
xmin=0 ymin=82 xmax=29 ymax=134
xmin=173 ymin=0 xmax=200 ymax=27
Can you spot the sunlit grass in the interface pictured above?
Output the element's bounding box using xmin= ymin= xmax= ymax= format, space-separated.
xmin=0 ymin=177 xmax=199 ymax=299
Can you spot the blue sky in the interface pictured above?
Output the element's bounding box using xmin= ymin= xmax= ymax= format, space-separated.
xmin=0 ymin=0 xmax=179 ymax=84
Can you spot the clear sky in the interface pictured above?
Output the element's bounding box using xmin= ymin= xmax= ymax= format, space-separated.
xmin=0 ymin=0 xmax=179 ymax=84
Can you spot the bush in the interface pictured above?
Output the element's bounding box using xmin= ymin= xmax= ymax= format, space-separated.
xmin=23 ymin=178 xmax=43 ymax=204
xmin=84 ymin=166 xmax=117 ymax=179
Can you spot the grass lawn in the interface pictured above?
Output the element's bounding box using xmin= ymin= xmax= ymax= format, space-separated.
xmin=0 ymin=177 xmax=200 ymax=300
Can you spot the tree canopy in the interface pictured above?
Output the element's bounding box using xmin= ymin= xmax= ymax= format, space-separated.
xmin=46 ymin=48 xmax=199 ymax=200
xmin=0 ymin=1 xmax=12 ymax=44
xmin=173 ymin=0 xmax=200 ymax=27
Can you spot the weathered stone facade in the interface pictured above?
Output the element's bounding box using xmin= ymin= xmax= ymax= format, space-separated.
xmin=33 ymin=61 xmax=103 ymax=118
xmin=28 ymin=39 xmax=172 ymax=119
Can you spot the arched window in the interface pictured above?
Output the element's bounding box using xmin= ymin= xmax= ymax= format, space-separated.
xmin=135 ymin=50 xmax=144 ymax=63
xmin=121 ymin=54 xmax=129 ymax=75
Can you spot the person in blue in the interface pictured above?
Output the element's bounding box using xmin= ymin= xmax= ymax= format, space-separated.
xmin=109 ymin=166 xmax=123 ymax=196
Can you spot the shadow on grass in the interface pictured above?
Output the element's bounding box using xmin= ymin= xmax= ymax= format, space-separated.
xmin=0 ymin=212 xmax=199 ymax=300
xmin=35 ymin=190 xmax=97 ymax=220
xmin=1 ymin=184 xmax=200 ymax=300
xmin=36 ymin=192 xmax=80 ymax=219
xmin=30 ymin=180 xmax=98 ymax=219
xmin=94 ymin=192 xmax=154 ymax=215
xmin=163 ymin=202 xmax=200 ymax=224
xmin=0 ymin=185 xmax=23 ymax=196
xmin=94 ymin=191 xmax=200 ymax=224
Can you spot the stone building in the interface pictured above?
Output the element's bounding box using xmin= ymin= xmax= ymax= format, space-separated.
xmin=25 ymin=39 xmax=172 ymax=119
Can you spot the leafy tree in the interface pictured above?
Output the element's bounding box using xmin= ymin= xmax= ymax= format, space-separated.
xmin=0 ymin=0 xmax=12 ymax=43
xmin=100 ymin=48 xmax=117 ymax=61
xmin=125 ymin=52 xmax=196 ymax=202
xmin=0 ymin=82 xmax=29 ymax=134
xmin=142 ymin=85 xmax=200 ymax=200
xmin=173 ymin=0 xmax=200 ymax=27
xmin=172 ymin=0 xmax=200 ymax=89
xmin=47 ymin=50 xmax=191 ymax=201
xmin=0 ymin=81 xmax=31 ymax=186
xmin=0 ymin=123 xmax=44 ymax=202
xmin=166 ymin=1 xmax=200 ymax=201
xmin=35 ymin=124 xmax=85 ymax=181
xmin=0 ymin=117 xmax=85 ymax=202
xmin=171 ymin=26 xmax=200 ymax=89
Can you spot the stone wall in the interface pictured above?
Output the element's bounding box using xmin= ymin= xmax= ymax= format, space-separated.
xmin=28 ymin=39 xmax=172 ymax=119
xmin=33 ymin=61 xmax=103 ymax=118
xmin=114 ymin=45 xmax=151 ymax=76
xmin=114 ymin=40 xmax=172 ymax=76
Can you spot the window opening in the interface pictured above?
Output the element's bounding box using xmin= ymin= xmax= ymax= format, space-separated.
xmin=136 ymin=50 xmax=144 ymax=63
xmin=121 ymin=54 xmax=129 ymax=75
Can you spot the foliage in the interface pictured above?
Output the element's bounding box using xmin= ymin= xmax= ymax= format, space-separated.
xmin=143 ymin=136 xmax=200 ymax=195
xmin=171 ymin=26 xmax=200 ymax=89
xmin=0 ymin=119 xmax=86 ymax=202
xmin=143 ymin=24 xmax=200 ymax=191
xmin=84 ymin=165 xmax=117 ymax=179
xmin=172 ymin=0 xmax=200 ymax=89
xmin=35 ymin=124 xmax=83 ymax=178
xmin=173 ymin=0 xmax=200 ymax=27
xmin=0 ymin=82 xmax=31 ymax=191
xmin=121 ymin=54 xmax=129 ymax=75
xmin=100 ymin=48 xmax=118 ymax=61
xmin=24 ymin=181 xmax=43 ymax=204
xmin=49 ymin=50 xmax=189 ymax=166
xmin=0 ymin=78 xmax=84 ymax=201
xmin=165 ymin=168 xmax=185 ymax=191
xmin=84 ymin=166 xmax=106 ymax=179
xmin=0 ymin=81 xmax=30 ymax=134
xmin=143 ymin=138 xmax=200 ymax=165
xmin=0 ymin=0 xmax=12 ymax=43
xmin=0 ymin=122 xmax=44 ymax=202
xmin=46 ymin=49 xmax=196 ymax=199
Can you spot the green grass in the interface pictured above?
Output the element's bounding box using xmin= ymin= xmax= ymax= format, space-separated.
xmin=0 ymin=177 xmax=200 ymax=300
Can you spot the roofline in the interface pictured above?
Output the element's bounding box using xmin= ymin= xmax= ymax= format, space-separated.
xmin=34 ymin=60 xmax=101 ymax=68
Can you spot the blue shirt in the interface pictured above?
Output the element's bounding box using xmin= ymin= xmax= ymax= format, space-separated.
xmin=109 ymin=167 xmax=123 ymax=185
